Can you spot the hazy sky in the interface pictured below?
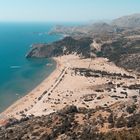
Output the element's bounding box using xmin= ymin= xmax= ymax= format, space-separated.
xmin=0 ymin=0 xmax=140 ymax=22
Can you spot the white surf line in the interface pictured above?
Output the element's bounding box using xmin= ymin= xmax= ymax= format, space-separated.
xmin=10 ymin=66 xmax=21 ymax=69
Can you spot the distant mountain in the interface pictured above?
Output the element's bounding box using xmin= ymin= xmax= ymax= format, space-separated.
xmin=88 ymin=22 xmax=114 ymax=33
xmin=50 ymin=22 xmax=116 ymax=40
xmin=50 ymin=14 xmax=140 ymax=38
xmin=27 ymin=13 xmax=140 ymax=72
xmin=112 ymin=13 xmax=140 ymax=28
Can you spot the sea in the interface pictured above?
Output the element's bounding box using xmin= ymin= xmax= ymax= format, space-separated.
xmin=0 ymin=22 xmax=62 ymax=112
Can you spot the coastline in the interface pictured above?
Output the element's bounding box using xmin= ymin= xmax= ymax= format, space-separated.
xmin=0 ymin=57 xmax=64 ymax=120
xmin=1 ymin=54 xmax=139 ymax=122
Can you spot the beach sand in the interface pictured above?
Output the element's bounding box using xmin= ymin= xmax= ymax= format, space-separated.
xmin=1 ymin=54 xmax=140 ymax=121
xmin=0 ymin=57 xmax=65 ymax=119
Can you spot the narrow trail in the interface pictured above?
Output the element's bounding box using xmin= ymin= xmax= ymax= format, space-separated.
xmin=26 ymin=58 xmax=70 ymax=114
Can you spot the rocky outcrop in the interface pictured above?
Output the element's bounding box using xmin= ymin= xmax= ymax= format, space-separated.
xmin=26 ymin=37 xmax=93 ymax=58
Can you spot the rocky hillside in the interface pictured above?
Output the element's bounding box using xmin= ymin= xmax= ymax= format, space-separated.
xmin=0 ymin=105 xmax=140 ymax=140
xmin=51 ymin=22 xmax=115 ymax=35
xmin=50 ymin=13 xmax=140 ymax=40
xmin=50 ymin=22 xmax=118 ymax=40
xmin=26 ymin=14 xmax=140 ymax=71
xmin=100 ymin=38 xmax=140 ymax=72
xmin=27 ymin=35 xmax=140 ymax=72
xmin=26 ymin=37 xmax=93 ymax=58
xmin=112 ymin=13 xmax=140 ymax=28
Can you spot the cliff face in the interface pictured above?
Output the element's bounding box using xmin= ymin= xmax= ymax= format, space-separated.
xmin=0 ymin=105 xmax=140 ymax=140
xmin=26 ymin=37 xmax=93 ymax=58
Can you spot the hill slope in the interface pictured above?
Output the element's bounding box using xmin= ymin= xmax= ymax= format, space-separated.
xmin=112 ymin=13 xmax=140 ymax=28
xmin=1 ymin=105 xmax=140 ymax=140
xmin=26 ymin=37 xmax=93 ymax=58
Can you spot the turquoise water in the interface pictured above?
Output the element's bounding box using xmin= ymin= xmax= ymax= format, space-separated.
xmin=0 ymin=23 xmax=61 ymax=112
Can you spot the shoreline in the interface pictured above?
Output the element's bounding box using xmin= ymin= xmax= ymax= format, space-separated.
xmin=0 ymin=57 xmax=64 ymax=120
xmin=0 ymin=54 xmax=139 ymax=123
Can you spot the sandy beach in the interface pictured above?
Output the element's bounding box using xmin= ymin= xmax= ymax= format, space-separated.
xmin=0 ymin=54 xmax=140 ymax=121
xmin=0 ymin=57 xmax=65 ymax=119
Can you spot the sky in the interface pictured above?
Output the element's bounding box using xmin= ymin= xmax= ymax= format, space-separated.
xmin=0 ymin=0 xmax=140 ymax=22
